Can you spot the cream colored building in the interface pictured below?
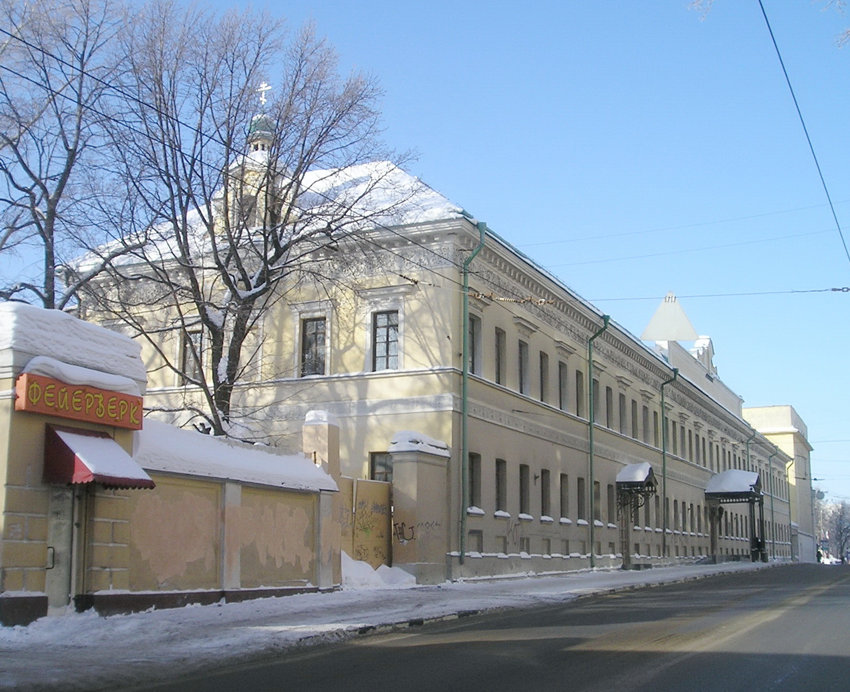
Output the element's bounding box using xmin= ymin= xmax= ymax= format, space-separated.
xmin=743 ymin=405 xmax=816 ymax=562
xmin=79 ymin=163 xmax=801 ymax=581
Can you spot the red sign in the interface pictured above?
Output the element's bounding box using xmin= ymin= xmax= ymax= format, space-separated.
xmin=15 ymin=373 xmax=143 ymax=430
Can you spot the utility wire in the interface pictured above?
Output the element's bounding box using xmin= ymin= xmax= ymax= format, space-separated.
xmin=591 ymin=287 xmax=850 ymax=302
xmin=758 ymin=0 xmax=850 ymax=269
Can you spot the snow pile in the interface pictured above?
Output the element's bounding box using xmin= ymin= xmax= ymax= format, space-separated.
xmin=0 ymin=302 xmax=145 ymax=384
xmin=134 ymin=419 xmax=338 ymax=492
xmin=341 ymin=552 xmax=417 ymax=589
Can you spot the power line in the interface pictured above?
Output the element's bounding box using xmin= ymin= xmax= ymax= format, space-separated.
xmin=590 ymin=287 xmax=849 ymax=302
xmin=758 ymin=0 xmax=850 ymax=269
xmin=519 ymin=198 xmax=850 ymax=249
xmin=543 ymin=227 xmax=832 ymax=269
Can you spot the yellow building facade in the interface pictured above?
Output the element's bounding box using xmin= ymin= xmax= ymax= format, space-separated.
xmin=95 ymin=167 xmax=801 ymax=582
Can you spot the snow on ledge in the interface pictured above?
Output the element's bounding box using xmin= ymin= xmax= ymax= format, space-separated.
xmin=387 ymin=430 xmax=450 ymax=458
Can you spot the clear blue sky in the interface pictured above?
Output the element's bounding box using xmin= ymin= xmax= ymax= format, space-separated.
xmin=254 ymin=0 xmax=850 ymax=500
xmin=9 ymin=2 xmax=850 ymax=500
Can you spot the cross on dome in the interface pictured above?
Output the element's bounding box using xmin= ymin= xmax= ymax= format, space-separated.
xmin=257 ymin=82 xmax=272 ymax=106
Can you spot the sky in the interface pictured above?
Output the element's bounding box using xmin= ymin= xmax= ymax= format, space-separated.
xmin=0 ymin=555 xmax=768 ymax=688
xmin=4 ymin=2 xmax=849 ymax=500
xmin=211 ymin=0 xmax=848 ymax=501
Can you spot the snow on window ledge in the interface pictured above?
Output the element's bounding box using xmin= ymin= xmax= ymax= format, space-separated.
xmin=518 ymin=513 xmax=534 ymax=521
xmin=494 ymin=510 xmax=511 ymax=519
xmin=577 ymin=519 xmax=589 ymax=526
xmin=540 ymin=515 xmax=554 ymax=524
xmin=559 ymin=517 xmax=572 ymax=525
xmin=466 ymin=506 xmax=485 ymax=516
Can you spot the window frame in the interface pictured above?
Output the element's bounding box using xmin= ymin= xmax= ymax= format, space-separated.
xmin=372 ymin=309 xmax=400 ymax=371
xmin=300 ymin=316 xmax=327 ymax=377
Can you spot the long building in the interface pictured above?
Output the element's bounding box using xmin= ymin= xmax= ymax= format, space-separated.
xmin=77 ymin=154 xmax=811 ymax=581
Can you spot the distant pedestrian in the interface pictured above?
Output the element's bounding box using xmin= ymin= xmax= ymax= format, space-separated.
xmin=817 ymin=549 xmax=823 ymax=563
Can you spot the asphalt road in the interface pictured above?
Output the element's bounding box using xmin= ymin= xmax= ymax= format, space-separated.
xmin=141 ymin=564 xmax=850 ymax=692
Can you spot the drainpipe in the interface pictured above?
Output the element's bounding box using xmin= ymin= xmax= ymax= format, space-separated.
xmin=587 ymin=314 xmax=610 ymax=568
xmin=768 ymin=448 xmax=778 ymax=560
xmin=660 ymin=368 xmax=678 ymax=560
xmin=459 ymin=219 xmax=486 ymax=566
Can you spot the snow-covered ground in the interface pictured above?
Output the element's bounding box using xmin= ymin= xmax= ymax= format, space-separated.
xmin=0 ymin=557 xmax=772 ymax=691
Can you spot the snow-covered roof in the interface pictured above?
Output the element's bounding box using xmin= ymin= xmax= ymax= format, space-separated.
xmin=705 ymin=469 xmax=761 ymax=496
xmin=616 ymin=462 xmax=655 ymax=485
xmin=133 ymin=419 xmax=337 ymax=492
xmin=0 ymin=303 xmax=146 ymax=386
xmin=77 ymin=161 xmax=463 ymax=273
xmin=297 ymin=161 xmax=463 ymax=228
xmin=387 ymin=430 xmax=450 ymax=458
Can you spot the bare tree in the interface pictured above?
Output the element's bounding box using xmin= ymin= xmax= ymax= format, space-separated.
xmin=78 ymin=1 xmax=411 ymax=437
xmin=0 ymin=0 xmax=133 ymax=308
xmin=827 ymin=501 xmax=850 ymax=562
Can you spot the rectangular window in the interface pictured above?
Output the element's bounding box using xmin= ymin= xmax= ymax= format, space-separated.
xmin=468 ymin=315 xmax=481 ymax=375
xmin=518 ymin=341 xmax=529 ymax=394
xmin=631 ymin=399 xmax=638 ymax=438
xmin=577 ymin=477 xmax=586 ymax=520
xmin=593 ymin=480 xmax=601 ymax=522
xmin=372 ymin=310 xmax=399 ymax=371
xmin=558 ymin=361 xmax=568 ymax=411
xmin=300 ymin=317 xmax=326 ymax=376
xmin=653 ymin=410 xmax=659 ymax=447
xmin=642 ymin=405 xmax=650 ymax=443
xmin=618 ymin=392 xmax=626 ymax=434
xmin=605 ymin=386 xmax=613 ymax=428
xmin=181 ymin=329 xmax=203 ymax=384
xmin=495 ymin=459 xmax=507 ymax=512
xmin=607 ymin=484 xmax=615 ymax=524
xmin=495 ymin=328 xmax=506 ymax=385
xmin=559 ymin=474 xmax=569 ymax=518
xmin=370 ymin=452 xmax=392 ymax=482
xmin=575 ymin=370 xmax=585 ymax=418
xmin=540 ymin=469 xmax=551 ymax=517
xmin=519 ymin=464 xmax=530 ymax=514
xmin=468 ymin=453 xmax=481 ymax=508
xmin=539 ymin=351 xmax=549 ymax=402
xmin=592 ymin=379 xmax=600 ymax=422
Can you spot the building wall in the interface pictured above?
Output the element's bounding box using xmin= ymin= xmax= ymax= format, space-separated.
xmin=120 ymin=219 xmax=795 ymax=578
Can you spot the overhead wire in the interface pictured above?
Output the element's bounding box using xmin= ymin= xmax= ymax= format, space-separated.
xmin=758 ymin=0 xmax=850 ymax=269
xmin=2 ymin=17 xmax=843 ymax=316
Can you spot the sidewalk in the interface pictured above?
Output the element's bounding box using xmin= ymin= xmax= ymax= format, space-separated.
xmin=0 ymin=560 xmax=771 ymax=691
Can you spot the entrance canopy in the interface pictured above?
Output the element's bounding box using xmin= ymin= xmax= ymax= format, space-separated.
xmin=44 ymin=426 xmax=155 ymax=489
xmin=615 ymin=462 xmax=657 ymax=492
xmin=705 ymin=469 xmax=761 ymax=502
